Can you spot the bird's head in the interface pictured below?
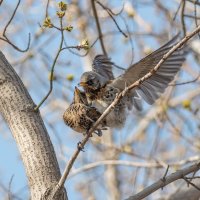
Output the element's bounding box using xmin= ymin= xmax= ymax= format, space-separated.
xmin=79 ymin=72 xmax=101 ymax=91
xmin=73 ymin=87 xmax=88 ymax=105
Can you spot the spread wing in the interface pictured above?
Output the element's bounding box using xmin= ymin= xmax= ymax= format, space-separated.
xmin=111 ymin=34 xmax=187 ymax=105
xmin=92 ymin=55 xmax=114 ymax=81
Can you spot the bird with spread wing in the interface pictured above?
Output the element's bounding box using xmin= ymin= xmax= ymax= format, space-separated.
xmin=79 ymin=35 xmax=187 ymax=128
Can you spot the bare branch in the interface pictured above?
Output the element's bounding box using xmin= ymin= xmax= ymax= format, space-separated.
xmin=184 ymin=14 xmax=200 ymax=20
xmin=1 ymin=0 xmax=31 ymax=52
xmin=169 ymin=73 xmax=200 ymax=86
xmin=194 ymin=0 xmax=200 ymax=39
xmin=8 ymin=175 xmax=14 ymax=200
xmin=69 ymin=156 xmax=200 ymax=178
xmin=161 ymin=165 xmax=170 ymax=182
xmin=126 ymin=162 xmax=200 ymax=200
xmin=181 ymin=0 xmax=187 ymax=36
xmin=91 ymin=0 xmax=107 ymax=56
xmin=183 ymin=177 xmax=200 ymax=191
xmin=173 ymin=1 xmax=182 ymax=21
xmin=45 ymin=0 xmax=50 ymax=18
xmin=35 ymin=18 xmax=64 ymax=111
xmin=96 ymin=0 xmax=128 ymax=38
xmin=187 ymin=0 xmax=200 ymax=6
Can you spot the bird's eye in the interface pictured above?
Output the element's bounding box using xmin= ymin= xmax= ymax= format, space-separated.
xmin=87 ymin=80 xmax=93 ymax=85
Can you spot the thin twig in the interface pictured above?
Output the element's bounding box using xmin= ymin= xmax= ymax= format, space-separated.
xmin=187 ymin=0 xmax=200 ymax=6
xmin=113 ymin=64 xmax=126 ymax=70
xmin=1 ymin=0 xmax=30 ymax=52
xmin=194 ymin=0 xmax=200 ymax=39
xmin=120 ymin=15 xmax=134 ymax=66
xmin=8 ymin=175 xmax=14 ymax=200
xmin=96 ymin=0 xmax=128 ymax=38
xmin=63 ymin=37 xmax=99 ymax=57
xmin=34 ymin=18 xmax=64 ymax=111
xmin=183 ymin=177 xmax=200 ymax=190
xmin=45 ymin=0 xmax=50 ymax=18
xmin=184 ymin=14 xmax=200 ymax=20
xmin=61 ymin=44 xmax=91 ymax=51
xmin=91 ymin=0 xmax=107 ymax=56
xmin=169 ymin=73 xmax=200 ymax=86
xmin=185 ymin=176 xmax=200 ymax=179
xmin=161 ymin=165 xmax=169 ymax=182
xmin=173 ymin=1 xmax=183 ymax=21
xmin=181 ymin=0 xmax=186 ymax=36
xmin=99 ymin=1 xmax=124 ymax=16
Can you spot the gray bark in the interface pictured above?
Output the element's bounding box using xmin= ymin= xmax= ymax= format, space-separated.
xmin=0 ymin=51 xmax=67 ymax=200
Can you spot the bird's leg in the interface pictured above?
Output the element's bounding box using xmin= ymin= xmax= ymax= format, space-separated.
xmin=77 ymin=141 xmax=85 ymax=152
xmin=86 ymin=128 xmax=93 ymax=137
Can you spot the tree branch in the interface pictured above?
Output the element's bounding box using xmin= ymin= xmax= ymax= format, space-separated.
xmin=181 ymin=0 xmax=186 ymax=36
xmin=0 ymin=0 xmax=30 ymax=52
xmin=96 ymin=0 xmax=128 ymax=38
xmin=91 ymin=0 xmax=107 ymax=56
xmin=125 ymin=162 xmax=200 ymax=200
xmin=68 ymin=156 xmax=200 ymax=178
xmin=34 ymin=18 xmax=64 ymax=111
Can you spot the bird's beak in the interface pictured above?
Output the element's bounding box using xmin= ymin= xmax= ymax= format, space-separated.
xmin=78 ymin=82 xmax=87 ymax=87
xmin=75 ymin=86 xmax=79 ymax=91
xmin=74 ymin=87 xmax=81 ymax=97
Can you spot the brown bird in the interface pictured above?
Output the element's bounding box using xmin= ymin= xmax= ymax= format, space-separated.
xmin=63 ymin=87 xmax=106 ymax=136
xmin=79 ymin=35 xmax=187 ymax=128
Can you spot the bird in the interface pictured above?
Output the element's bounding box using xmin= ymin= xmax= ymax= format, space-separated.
xmin=78 ymin=55 xmax=114 ymax=104
xmin=78 ymin=35 xmax=187 ymax=128
xmin=63 ymin=86 xmax=106 ymax=136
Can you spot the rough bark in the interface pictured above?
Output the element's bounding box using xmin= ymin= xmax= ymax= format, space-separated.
xmin=0 ymin=51 xmax=67 ymax=200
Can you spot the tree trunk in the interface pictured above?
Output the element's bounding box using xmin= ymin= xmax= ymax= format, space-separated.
xmin=0 ymin=51 xmax=67 ymax=200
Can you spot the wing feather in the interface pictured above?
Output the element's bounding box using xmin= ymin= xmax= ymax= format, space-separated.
xmin=92 ymin=55 xmax=114 ymax=81
xmin=110 ymin=34 xmax=187 ymax=105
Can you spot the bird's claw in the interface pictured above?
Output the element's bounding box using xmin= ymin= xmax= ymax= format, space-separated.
xmin=77 ymin=141 xmax=84 ymax=151
xmin=94 ymin=129 xmax=103 ymax=137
